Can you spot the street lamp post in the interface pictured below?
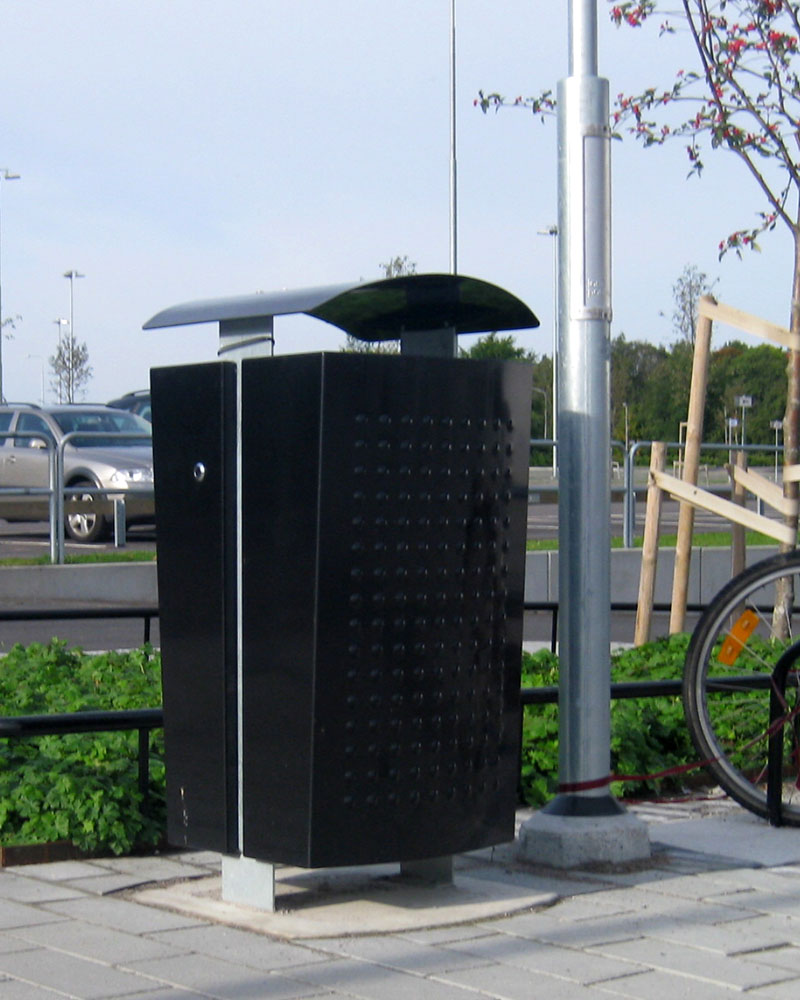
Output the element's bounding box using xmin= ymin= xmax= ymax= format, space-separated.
xmin=771 ymin=419 xmax=783 ymax=481
xmin=0 ymin=168 xmax=21 ymax=403
xmin=53 ymin=318 xmax=69 ymax=403
xmin=734 ymin=394 xmax=753 ymax=448
xmin=727 ymin=416 xmax=739 ymax=459
xmin=519 ymin=0 xmax=649 ymax=866
xmin=623 ymin=401 xmax=629 ymax=450
xmin=449 ymin=0 xmax=458 ymax=274
xmin=531 ymin=385 xmax=548 ymax=440
xmin=537 ymin=224 xmax=558 ymax=474
xmin=63 ymin=270 xmax=85 ymax=403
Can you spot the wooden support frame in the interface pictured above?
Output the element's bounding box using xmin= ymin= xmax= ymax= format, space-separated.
xmin=653 ymin=469 xmax=796 ymax=546
xmin=699 ymin=298 xmax=800 ymax=352
xmin=636 ymin=298 xmax=800 ymax=640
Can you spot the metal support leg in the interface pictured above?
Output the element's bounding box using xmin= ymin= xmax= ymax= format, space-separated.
xmin=400 ymin=856 xmax=453 ymax=884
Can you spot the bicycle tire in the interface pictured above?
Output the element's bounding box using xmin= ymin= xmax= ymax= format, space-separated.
xmin=683 ymin=549 xmax=800 ymax=825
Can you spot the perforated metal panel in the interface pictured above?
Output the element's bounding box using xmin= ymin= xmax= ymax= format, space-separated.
xmin=240 ymin=353 xmax=531 ymax=867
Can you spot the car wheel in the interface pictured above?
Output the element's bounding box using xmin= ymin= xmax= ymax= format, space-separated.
xmin=65 ymin=480 xmax=108 ymax=543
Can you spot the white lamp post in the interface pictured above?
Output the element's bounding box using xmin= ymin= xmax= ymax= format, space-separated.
xmin=734 ymin=394 xmax=753 ymax=448
xmin=53 ymin=318 xmax=69 ymax=402
xmin=63 ymin=270 xmax=85 ymax=403
xmin=0 ymin=168 xmax=21 ymax=403
xmin=537 ymin=224 xmax=559 ymax=474
xmin=531 ymin=385 xmax=548 ymax=439
xmin=770 ymin=419 xmax=783 ymax=481
xmin=449 ymin=0 xmax=458 ymax=274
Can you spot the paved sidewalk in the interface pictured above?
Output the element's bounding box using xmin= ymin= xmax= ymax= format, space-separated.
xmin=1 ymin=798 xmax=800 ymax=999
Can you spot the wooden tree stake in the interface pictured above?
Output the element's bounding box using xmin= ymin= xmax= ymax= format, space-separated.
xmin=635 ymin=442 xmax=667 ymax=647
xmin=670 ymin=295 xmax=715 ymax=633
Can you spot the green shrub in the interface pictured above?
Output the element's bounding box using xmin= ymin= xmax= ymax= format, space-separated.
xmin=520 ymin=634 xmax=695 ymax=807
xmin=1 ymin=633 xmax=701 ymax=852
xmin=0 ymin=641 xmax=165 ymax=855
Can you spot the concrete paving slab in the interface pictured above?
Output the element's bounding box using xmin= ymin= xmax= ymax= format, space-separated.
xmin=431 ymin=963 xmax=609 ymax=999
xmin=0 ymin=872 xmax=86 ymax=904
xmin=88 ymin=855 xmax=215 ymax=881
xmin=278 ymin=955 xmax=510 ymax=1000
xmin=648 ymin=810 xmax=800 ymax=867
xmin=750 ymin=946 xmax=800 ymax=974
xmin=123 ymin=952 xmax=323 ymax=999
xmin=591 ymin=968 xmax=757 ymax=999
xmin=133 ymin=869 xmax=558 ymax=940
xmin=113 ymin=992 xmax=211 ymax=1000
xmin=0 ymin=899 xmax=67 ymax=931
xmin=3 ymin=860 xmax=112 ymax=882
xmin=0 ymin=934 xmax=42 ymax=956
xmin=0 ymin=947 xmax=158 ymax=999
xmin=146 ymin=924 xmax=333 ymax=971
xmin=42 ymin=894 xmax=206 ymax=935
xmin=590 ymin=935 xmax=797 ymax=991
xmin=8 ymin=918 xmax=187 ymax=965
xmin=626 ymin=912 xmax=795 ymax=955
xmin=442 ymin=931 xmax=646 ymax=985
xmin=307 ymin=934 xmax=490 ymax=975
xmin=0 ymin=978 xmax=84 ymax=1000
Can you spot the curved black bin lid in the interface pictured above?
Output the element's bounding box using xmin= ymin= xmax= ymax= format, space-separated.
xmin=143 ymin=273 xmax=539 ymax=342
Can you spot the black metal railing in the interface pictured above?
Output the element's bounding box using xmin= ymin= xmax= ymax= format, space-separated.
xmin=0 ymin=603 xmax=162 ymax=812
xmin=0 ymin=598 xmax=704 ymax=827
xmin=0 ymin=605 xmax=158 ymax=645
xmin=0 ymin=708 xmax=163 ymax=809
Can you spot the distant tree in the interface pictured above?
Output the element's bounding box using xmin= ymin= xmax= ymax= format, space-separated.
xmin=49 ymin=336 xmax=92 ymax=403
xmin=671 ymin=265 xmax=717 ymax=344
xmin=706 ymin=341 xmax=787 ymax=445
xmin=380 ymin=255 xmax=417 ymax=279
xmin=460 ymin=331 xmax=528 ymax=360
xmin=342 ymin=255 xmax=417 ymax=354
xmin=610 ymin=333 xmax=675 ymax=441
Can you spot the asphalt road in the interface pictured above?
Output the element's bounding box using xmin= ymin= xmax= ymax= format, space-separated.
xmin=0 ymin=520 xmax=159 ymax=653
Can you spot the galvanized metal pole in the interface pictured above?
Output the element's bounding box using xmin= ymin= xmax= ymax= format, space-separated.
xmin=518 ymin=0 xmax=648 ymax=864
xmin=449 ymin=0 xmax=458 ymax=274
xmin=549 ymin=0 xmax=614 ymax=813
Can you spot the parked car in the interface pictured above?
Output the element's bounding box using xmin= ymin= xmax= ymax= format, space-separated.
xmin=0 ymin=403 xmax=154 ymax=542
xmin=107 ymin=390 xmax=152 ymax=422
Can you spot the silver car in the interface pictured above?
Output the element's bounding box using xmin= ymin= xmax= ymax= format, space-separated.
xmin=0 ymin=404 xmax=154 ymax=542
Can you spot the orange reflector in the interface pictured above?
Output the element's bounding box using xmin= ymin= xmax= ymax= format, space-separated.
xmin=717 ymin=609 xmax=760 ymax=666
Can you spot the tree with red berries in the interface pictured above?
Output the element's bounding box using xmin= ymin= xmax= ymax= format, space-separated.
xmin=479 ymin=0 xmax=800 ymax=545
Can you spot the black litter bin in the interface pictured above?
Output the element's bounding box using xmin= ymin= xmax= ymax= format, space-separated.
xmin=148 ymin=274 xmax=537 ymax=869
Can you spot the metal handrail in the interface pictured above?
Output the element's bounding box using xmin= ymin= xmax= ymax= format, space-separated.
xmin=0 ymin=428 xmax=152 ymax=563
xmin=55 ymin=430 xmax=152 ymax=563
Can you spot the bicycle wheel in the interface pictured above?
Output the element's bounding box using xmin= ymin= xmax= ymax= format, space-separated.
xmin=683 ymin=549 xmax=800 ymax=825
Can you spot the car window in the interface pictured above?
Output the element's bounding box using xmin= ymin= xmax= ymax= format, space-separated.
xmin=15 ymin=413 xmax=54 ymax=449
xmin=52 ymin=409 xmax=151 ymax=447
xmin=0 ymin=412 xmax=12 ymax=446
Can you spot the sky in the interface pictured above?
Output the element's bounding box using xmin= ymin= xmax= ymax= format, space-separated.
xmin=0 ymin=1 xmax=796 ymax=406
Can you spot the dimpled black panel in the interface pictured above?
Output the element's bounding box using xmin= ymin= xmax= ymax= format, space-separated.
xmin=240 ymin=352 xmax=531 ymax=867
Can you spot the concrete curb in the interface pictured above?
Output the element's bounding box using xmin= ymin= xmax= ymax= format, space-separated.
xmin=524 ymin=545 xmax=777 ymax=605
xmin=0 ymin=561 xmax=158 ymax=607
xmin=0 ymin=545 xmax=775 ymax=610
